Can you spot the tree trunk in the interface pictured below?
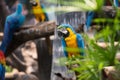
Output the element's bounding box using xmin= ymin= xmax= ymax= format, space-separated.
xmin=0 ymin=0 xmax=10 ymax=31
xmin=35 ymin=39 xmax=52 ymax=80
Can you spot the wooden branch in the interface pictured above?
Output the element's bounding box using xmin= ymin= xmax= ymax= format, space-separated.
xmin=5 ymin=21 xmax=56 ymax=57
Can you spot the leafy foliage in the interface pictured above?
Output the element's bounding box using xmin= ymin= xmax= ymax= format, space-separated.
xmin=47 ymin=0 xmax=98 ymax=12
xmin=5 ymin=65 xmax=12 ymax=72
xmin=52 ymin=0 xmax=120 ymax=80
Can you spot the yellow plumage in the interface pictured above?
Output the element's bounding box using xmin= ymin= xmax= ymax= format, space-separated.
xmin=65 ymin=28 xmax=79 ymax=57
xmin=32 ymin=0 xmax=45 ymax=22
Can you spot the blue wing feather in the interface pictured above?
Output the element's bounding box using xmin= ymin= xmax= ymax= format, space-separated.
xmin=85 ymin=11 xmax=94 ymax=30
xmin=0 ymin=64 xmax=5 ymax=80
xmin=41 ymin=4 xmax=49 ymax=21
xmin=114 ymin=0 xmax=119 ymax=7
xmin=61 ymin=38 xmax=68 ymax=57
xmin=76 ymin=34 xmax=85 ymax=56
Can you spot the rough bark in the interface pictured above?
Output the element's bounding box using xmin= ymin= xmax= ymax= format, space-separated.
xmin=0 ymin=0 xmax=10 ymax=31
xmin=35 ymin=39 xmax=52 ymax=80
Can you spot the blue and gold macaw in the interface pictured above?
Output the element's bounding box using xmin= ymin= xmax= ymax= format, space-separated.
xmin=30 ymin=0 xmax=53 ymax=53
xmin=57 ymin=24 xmax=84 ymax=58
xmin=0 ymin=3 xmax=25 ymax=80
xmin=30 ymin=0 xmax=48 ymax=22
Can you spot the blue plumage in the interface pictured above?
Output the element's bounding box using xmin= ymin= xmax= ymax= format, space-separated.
xmin=114 ymin=0 xmax=119 ymax=7
xmin=85 ymin=11 xmax=94 ymax=30
xmin=41 ymin=3 xmax=49 ymax=21
xmin=0 ymin=3 xmax=25 ymax=53
xmin=0 ymin=3 xmax=25 ymax=80
xmin=61 ymin=38 xmax=68 ymax=57
xmin=0 ymin=64 xmax=5 ymax=80
xmin=76 ymin=34 xmax=84 ymax=56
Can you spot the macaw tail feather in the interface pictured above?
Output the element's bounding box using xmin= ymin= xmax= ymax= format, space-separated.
xmin=0 ymin=51 xmax=6 ymax=66
xmin=0 ymin=50 xmax=5 ymax=80
xmin=0 ymin=64 xmax=5 ymax=80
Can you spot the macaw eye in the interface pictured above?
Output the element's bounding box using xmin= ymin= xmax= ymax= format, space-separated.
xmin=58 ymin=31 xmax=63 ymax=37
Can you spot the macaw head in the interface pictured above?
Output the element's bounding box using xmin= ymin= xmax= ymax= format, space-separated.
xmin=57 ymin=24 xmax=76 ymax=38
xmin=16 ymin=3 xmax=22 ymax=14
xmin=30 ymin=0 xmax=40 ymax=6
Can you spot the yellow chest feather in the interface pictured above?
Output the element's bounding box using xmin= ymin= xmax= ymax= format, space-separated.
xmin=65 ymin=35 xmax=77 ymax=48
xmin=65 ymin=34 xmax=79 ymax=57
xmin=32 ymin=5 xmax=45 ymax=21
xmin=32 ymin=6 xmax=43 ymax=14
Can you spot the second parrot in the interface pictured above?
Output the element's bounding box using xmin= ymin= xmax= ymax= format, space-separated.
xmin=57 ymin=24 xmax=85 ymax=58
xmin=30 ymin=0 xmax=48 ymax=22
